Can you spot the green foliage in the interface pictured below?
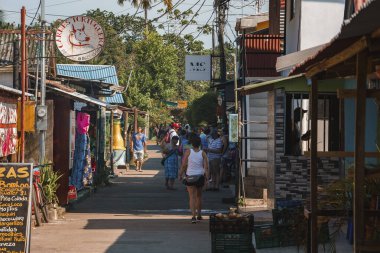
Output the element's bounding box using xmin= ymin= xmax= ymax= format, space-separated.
xmin=148 ymin=102 xmax=172 ymax=126
xmin=128 ymin=115 xmax=147 ymax=129
xmin=186 ymin=91 xmax=218 ymax=127
xmin=127 ymin=31 xmax=179 ymax=110
xmin=40 ymin=164 xmax=62 ymax=204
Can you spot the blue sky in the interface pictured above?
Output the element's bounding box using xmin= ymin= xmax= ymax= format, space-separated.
xmin=1 ymin=0 xmax=268 ymax=49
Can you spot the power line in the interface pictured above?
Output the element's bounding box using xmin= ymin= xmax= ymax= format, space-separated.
xmin=27 ymin=0 xmax=41 ymax=29
xmin=193 ymin=9 xmax=215 ymax=40
xmin=178 ymin=0 xmax=206 ymax=36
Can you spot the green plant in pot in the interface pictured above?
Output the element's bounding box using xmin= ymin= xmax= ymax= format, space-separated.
xmin=40 ymin=163 xmax=62 ymax=206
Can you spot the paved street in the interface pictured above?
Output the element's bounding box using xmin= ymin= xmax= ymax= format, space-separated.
xmin=30 ymin=143 xmax=233 ymax=253
xmin=29 ymin=142 xmax=354 ymax=253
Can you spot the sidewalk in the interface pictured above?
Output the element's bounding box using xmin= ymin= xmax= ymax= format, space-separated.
xmin=30 ymin=143 xmax=234 ymax=253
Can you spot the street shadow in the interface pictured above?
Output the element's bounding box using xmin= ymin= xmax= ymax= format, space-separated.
xmin=82 ymin=217 xmax=212 ymax=253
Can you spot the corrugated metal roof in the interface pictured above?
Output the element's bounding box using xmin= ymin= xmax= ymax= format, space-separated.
xmin=47 ymin=85 xmax=114 ymax=109
xmin=105 ymin=93 xmax=124 ymax=104
xmin=56 ymin=64 xmax=119 ymax=86
xmin=56 ymin=64 xmax=125 ymax=104
xmin=290 ymin=0 xmax=380 ymax=75
xmin=0 ymin=31 xmax=55 ymax=69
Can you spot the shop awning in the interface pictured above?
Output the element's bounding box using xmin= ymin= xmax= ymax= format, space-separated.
xmin=47 ymin=86 xmax=115 ymax=109
xmin=0 ymin=84 xmax=33 ymax=97
xmin=238 ymin=74 xmax=304 ymax=95
xmin=56 ymin=64 xmax=125 ymax=104
xmin=276 ymin=44 xmax=326 ymax=72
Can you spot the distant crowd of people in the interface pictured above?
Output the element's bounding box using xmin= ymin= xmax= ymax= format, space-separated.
xmin=156 ymin=122 xmax=237 ymax=223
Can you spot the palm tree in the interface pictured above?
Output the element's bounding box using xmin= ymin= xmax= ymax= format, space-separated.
xmin=118 ymin=0 xmax=173 ymax=30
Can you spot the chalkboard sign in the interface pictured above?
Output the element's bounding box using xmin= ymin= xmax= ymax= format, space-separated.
xmin=0 ymin=163 xmax=33 ymax=253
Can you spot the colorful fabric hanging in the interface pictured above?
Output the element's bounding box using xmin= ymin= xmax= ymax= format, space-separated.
xmin=76 ymin=112 xmax=90 ymax=134
xmin=0 ymin=102 xmax=17 ymax=157
xmin=71 ymin=112 xmax=92 ymax=190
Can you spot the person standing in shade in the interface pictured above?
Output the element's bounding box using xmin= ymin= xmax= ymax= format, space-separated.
xmin=132 ymin=126 xmax=147 ymax=172
xmin=163 ymin=136 xmax=180 ymax=190
xmin=179 ymin=136 xmax=209 ymax=223
xmin=204 ymin=129 xmax=223 ymax=191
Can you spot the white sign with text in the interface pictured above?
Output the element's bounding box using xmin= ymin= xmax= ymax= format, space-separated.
xmin=185 ymin=55 xmax=211 ymax=81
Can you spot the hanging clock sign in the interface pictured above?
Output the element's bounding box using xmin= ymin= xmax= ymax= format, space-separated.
xmin=55 ymin=16 xmax=105 ymax=62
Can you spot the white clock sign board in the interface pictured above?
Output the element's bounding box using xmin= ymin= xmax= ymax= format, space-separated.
xmin=56 ymin=16 xmax=105 ymax=62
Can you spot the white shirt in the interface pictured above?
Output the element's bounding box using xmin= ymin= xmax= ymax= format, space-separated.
xmin=187 ymin=149 xmax=205 ymax=176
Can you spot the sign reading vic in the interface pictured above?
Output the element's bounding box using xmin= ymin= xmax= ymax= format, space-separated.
xmin=0 ymin=163 xmax=33 ymax=253
xmin=185 ymin=55 xmax=211 ymax=81
xmin=55 ymin=16 xmax=105 ymax=62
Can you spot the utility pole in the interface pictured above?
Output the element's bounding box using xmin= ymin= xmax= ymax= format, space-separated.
xmin=20 ymin=7 xmax=26 ymax=162
xmin=39 ymin=0 xmax=47 ymax=164
xmin=215 ymin=0 xmax=228 ymax=82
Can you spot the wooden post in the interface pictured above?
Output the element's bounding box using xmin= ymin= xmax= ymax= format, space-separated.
xmin=310 ymin=77 xmax=319 ymax=253
xmin=124 ymin=111 xmax=129 ymax=169
xmin=20 ymin=7 xmax=26 ymax=162
xmin=110 ymin=110 xmax=114 ymax=175
xmin=354 ymin=50 xmax=368 ymax=252
xmin=134 ymin=108 xmax=138 ymax=133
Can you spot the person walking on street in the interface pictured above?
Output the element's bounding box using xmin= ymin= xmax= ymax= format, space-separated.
xmin=204 ymin=129 xmax=223 ymax=191
xmin=179 ymin=136 xmax=209 ymax=224
xmin=163 ymin=136 xmax=180 ymax=190
xmin=132 ymin=126 xmax=147 ymax=172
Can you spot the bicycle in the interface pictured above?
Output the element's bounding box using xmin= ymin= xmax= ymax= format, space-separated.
xmin=31 ymin=164 xmax=50 ymax=226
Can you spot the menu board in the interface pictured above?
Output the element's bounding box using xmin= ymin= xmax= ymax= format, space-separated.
xmin=0 ymin=163 xmax=33 ymax=253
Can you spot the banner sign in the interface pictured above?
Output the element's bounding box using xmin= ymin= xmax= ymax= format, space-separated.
xmin=229 ymin=114 xmax=238 ymax=143
xmin=56 ymin=16 xmax=105 ymax=62
xmin=0 ymin=163 xmax=33 ymax=253
xmin=185 ymin=55 xmax=211 ymax=81
xmin=177 ymin=101 xmax=188 ymax=109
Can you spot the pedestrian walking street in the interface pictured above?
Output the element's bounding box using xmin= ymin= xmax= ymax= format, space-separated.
xmin=30 ymin=142 xmax=233 ymax=253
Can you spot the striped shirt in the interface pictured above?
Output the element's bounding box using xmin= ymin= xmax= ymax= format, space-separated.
xmin=207 ymin=137 xmax=223 ymax=160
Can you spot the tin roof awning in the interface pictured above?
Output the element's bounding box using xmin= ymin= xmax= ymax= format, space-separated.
xmin=276 ymin=44 xmax=326 ymax=72
xmin=47 ymin=85 xmax=115 ymax=109
xmin=238 ymin=74 xmax=304 ymax=95
xmin=56 ymin=64 xmax=125 ymax=104
xmin=0 ymin=84 xmax=33 ymax=97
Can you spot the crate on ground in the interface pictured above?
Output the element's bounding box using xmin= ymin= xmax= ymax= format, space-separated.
xmin=209 ymin=214 xmax=254 ymax=233
xmin=253 ymin=225 xmax=280 ymax=249
xmin=212 ymin=233 xmax=254 ymax=253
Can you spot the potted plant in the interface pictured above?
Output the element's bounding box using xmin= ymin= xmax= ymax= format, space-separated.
xmin=40 ymin=164 xmax=62 ymax=219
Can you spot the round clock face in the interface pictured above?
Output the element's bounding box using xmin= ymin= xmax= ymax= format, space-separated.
xmin=55 ymin=16 xmax=105 ymax=62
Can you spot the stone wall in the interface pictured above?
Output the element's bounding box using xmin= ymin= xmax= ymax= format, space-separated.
xmin=274 ymin=88 xmax=342 ymax=201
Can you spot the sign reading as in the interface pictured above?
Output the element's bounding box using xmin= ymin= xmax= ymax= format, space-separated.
xmin=185 ymin=55 xmax=211 ymax=81
xmin=0 ymin=163 xmax=33 ymax=253
xmin=55 ymin=16 xmax=105 ymax=62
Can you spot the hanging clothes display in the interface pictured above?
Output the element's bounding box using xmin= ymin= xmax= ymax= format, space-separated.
xmin=71 ymin=112 xmax=92 ymax=190
xmin=0 ymin=102 xmax=17 ymax=157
